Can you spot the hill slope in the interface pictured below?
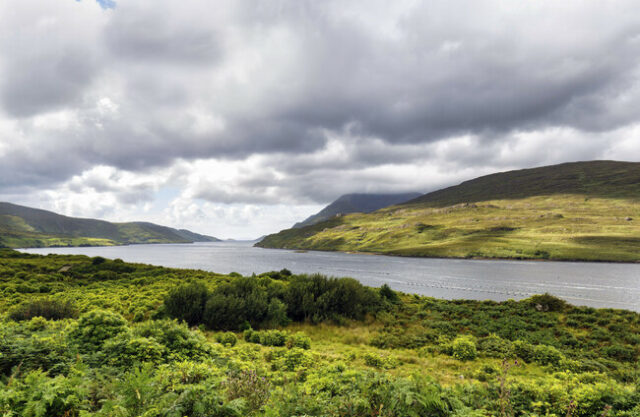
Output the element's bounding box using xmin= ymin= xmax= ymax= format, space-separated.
xmin=0 ymin=202 xmax=219 ymax=248
xmin=257 ymin=161 xmax=640 ymax=262
xmin=294 ymin=192 xmax=421 ymax=228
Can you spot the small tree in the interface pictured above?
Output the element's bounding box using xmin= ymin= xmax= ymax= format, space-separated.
xmin=164 ymin=283 xmax=209 ymax=326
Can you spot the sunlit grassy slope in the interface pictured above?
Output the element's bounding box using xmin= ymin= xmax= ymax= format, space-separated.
xmin=258 ymin=161 xmax=640 ymax=262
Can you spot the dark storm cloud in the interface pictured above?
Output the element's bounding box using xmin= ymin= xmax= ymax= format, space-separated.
xmin=104 ymin=8 xmax=221 ymax=64
xmin=1 ymin=0 xmax=640 ymax=205
xmin=1 ymin=48 xmax=98 ymax=117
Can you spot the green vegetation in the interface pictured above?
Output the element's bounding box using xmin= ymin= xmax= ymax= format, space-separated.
xmin=0 ymin=202 xmax=219 ymax=248
xmin=0 ymin=249 xmax=638 ymax=416
xmin=258 ymin=161 xmax=640 ymax=262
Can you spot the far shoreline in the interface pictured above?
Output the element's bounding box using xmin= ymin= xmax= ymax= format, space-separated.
xmin=255 ymin=244 xmax=640 ymax=265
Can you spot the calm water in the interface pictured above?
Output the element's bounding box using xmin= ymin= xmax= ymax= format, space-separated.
xmin=21 ymin=241 xmax=640 ymax=311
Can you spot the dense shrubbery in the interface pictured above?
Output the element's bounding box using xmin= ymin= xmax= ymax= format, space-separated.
xmin=8 ymin=299 xmax=77 ymax=321
xmin=452 ymin=336 xmax=477 ymax=361
xmin=165 ymin=273 xmax=386 ymax=330
xmin=243 ymin=328 xmax=312 ymax=349
xmin=164 ymin=282 xmax=209 ymax=326
xmin=0 ymin=250 xmax=639 ymax=417
xmin=285 ymin=274 xmax=381 ymax=322
xmin=202 ymin=277 xmax=289 ymax=330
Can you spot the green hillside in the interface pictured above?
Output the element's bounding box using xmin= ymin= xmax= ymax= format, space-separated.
xmin=0 ymin=202 xmax=219 ymax=248
xmin=257 ymin=161 xmax=640 ymax=262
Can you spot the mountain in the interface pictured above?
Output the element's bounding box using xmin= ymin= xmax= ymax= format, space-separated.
xmin=0 ymin=202 xmax=220 ymax=248
xmin=407 ymin=160 xmax=640 ymax=206
xmin=256 ymin=160 xmax=640 ymax=262
xmin=293 ymin=193 xmax=422 ymax=228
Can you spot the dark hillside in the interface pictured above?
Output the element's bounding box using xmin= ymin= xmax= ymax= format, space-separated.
xmin=294 ymin=192 xmax=421 ymax=228
xmin=407 ymin=161 xmax=640 ymax=207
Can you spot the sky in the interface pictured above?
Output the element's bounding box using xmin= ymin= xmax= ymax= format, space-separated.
xmin=1 ymin=0 xmax=640 ymax=239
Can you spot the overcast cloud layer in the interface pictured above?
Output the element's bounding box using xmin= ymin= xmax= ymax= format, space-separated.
xmin=1 ymin=0 xmax=640 ymax=238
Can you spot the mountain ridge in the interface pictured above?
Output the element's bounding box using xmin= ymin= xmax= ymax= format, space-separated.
xmin=0 ymin=202 xmax=219 ymax=248
xmin=294 ymin=192 xmax=422 ymax=228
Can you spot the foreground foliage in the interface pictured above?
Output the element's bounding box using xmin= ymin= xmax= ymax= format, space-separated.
xmin=0 ymin=249 xmax=638 ymax=416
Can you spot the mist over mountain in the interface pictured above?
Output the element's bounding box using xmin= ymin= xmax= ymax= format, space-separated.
xmin=292 ymin=193 xmax=422 ymax=229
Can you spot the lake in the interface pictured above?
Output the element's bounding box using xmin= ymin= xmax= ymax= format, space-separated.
xmin=21 ymin=241 xmax=640 ymax=311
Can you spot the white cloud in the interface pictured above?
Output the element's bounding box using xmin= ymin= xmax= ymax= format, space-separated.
xmin=0 ymin=0 xmax=640 ymax=237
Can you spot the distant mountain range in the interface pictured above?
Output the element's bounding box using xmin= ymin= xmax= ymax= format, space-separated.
xmin=0 ymin=202 xmax=219 ymax=248
xmin=257 ymin=160 xmax=640 ymax=262
xmin=293 ymin=193 xmax=422 ymax=228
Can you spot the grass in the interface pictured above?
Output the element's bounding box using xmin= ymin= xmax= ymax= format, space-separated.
xmin=258 ymin=194 xmax=640 ymax=262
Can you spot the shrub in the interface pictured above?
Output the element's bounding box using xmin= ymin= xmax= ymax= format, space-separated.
xmin=103 ymin=334 xmax=166 ymax=367
xmin=223 ymin=369 xmax=270 ymax=412
xmin=363 ymin=352 xmax=399 ymax=369
xmin=532 ymin=344 xmax=564 ymax=366
xmin=91 ymin=256 xmax=106 ymax=265
xmin=203 ymin=277 xmax=288 ymax=330
xmin=285 ymin=274 xmax=381 ymax=322
xmin=452 ymin=336 xmax=477 ymax=361
xmin=278 ymin=347 xmax=313 ymax=371
xmin=243 ymin=329 xmax=288 ymax=347
xmin=69 ymin=310 xmax=128 ymax=352
xmin=132 ymin=319 xmax=211 ymax=361
xmin=216 ymin=332 xmax=238 ymax=347
xmin=8 ymin=299 xmax=77 ymax=321
xmin=0 ymin=322 xmax=73 ymax=376
xmin=260 ymin=330 xmax=287 ymax=347
xmin=379 ymin=284 xmax=400 ymax=304
xmin=513 ymin=340 xmax=535 ymax=362
xmin=528 ymin=293 xmax=567 ymax=312
xmin=603 ymin=344 xmax=637 ymax=362
xmin=477 ymin=334 xmax=513 ymax=358
xmin=203 ymin=292 xmax=247 ymax=330
xmin=164 ymin=282 xmax=209 ymax=326
xmin=286 ymin=332 xmax=311 ymax=350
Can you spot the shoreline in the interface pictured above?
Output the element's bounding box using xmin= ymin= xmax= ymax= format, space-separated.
xmin=256 ymin=244 xmax=640 ymax=265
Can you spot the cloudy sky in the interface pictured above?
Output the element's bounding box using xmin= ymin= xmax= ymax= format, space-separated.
xmin=1 ymin=0 xmax=640 ymax=238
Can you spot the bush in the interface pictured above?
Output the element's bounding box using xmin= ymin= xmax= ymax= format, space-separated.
xmin=132 ymin=319 xmax=212 ymax=361
xmin=513 ymin=340 xmax=535 ymax=362
xmin=452 ymin=336 xmax=477 ymax=361
xmin=532 ymin=344 xmax=564 ymax=366
xmin=363 ymin=352 xmax=399 ymax=369
xmin=216 ymin=332 xmax=238 ymax=347
xmin=164 ymin=283 xmax=209 ymax=326
xmin=223 ymin=369 xmax=270 ymax=412
xmin=91 ymin=256 xmax=106 ymax=265
xmin=68 ymin=310 xmax=128 ymax=352
xmin=379 ymin=284 xmax=400 ymax=304
xmin=103 ymin=334 xmax=166 ymax=367
xmin=204 ymin=292 xmax=247 ymax=330
xmin=278 ymin=347 xmax=314 ymax=371
xmin=286 ymin=332 xmax=311 ymax=350
xmin=477 ymin=334 xmax=513 ymax=358
xmin=8 ymin=299 xmax=77 ymax=321
xmin=0 ymin=321 xmax=74 ymax=376
xmin=285 ymin=274 xmax=381 ymax=322
xmin=203 ymin=277 xmax=289 ymax=330
xmin=528 ymin=293 xmax=567 ymax=312
xmin=603 ymin=344 xmax=637 ymax=362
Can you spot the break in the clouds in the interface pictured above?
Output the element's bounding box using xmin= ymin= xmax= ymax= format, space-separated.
xmin=1 ymin=0 xmax=640 ymax=238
